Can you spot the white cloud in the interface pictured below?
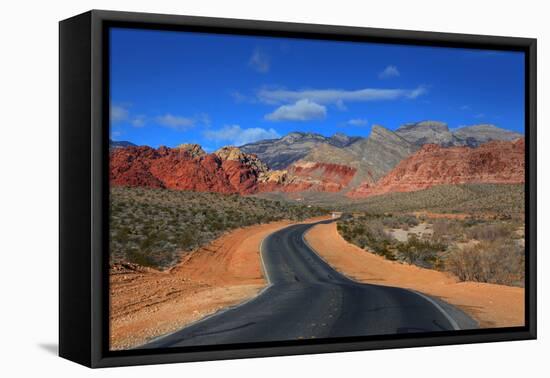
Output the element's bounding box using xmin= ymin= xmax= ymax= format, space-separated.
xmin=249 ymin=48 xmax=270 ymax=73
xmin=110 ymin=103 xmax=145 ymax=127
xmin=110 ymin=103 xmax=209 ymax=130
xmin=131 ymin=115 xmax=147 ymax=128
xmin=195 ymin=113 xmax=211 ymax=126
xmin=155 ymin=114 xmax=196 ymax=130
xmin=265 ymin=99 xmax=327 ymax=122
xmin=379 ymin=65 xmax=400 ymax=79
xmin=408 ymin=86 xmax=427 ymax=99
xmin=335 ymin=99 xmax=347 ymax=111
xmin=111 ymin=105 xmax=129 ymax=123
xmin=474 ymin=113 xmax=486 ymax=118
xmin=204 ymin=125 xmax=280 ymax=146
xmin=257 ymin=85 xmax=426 ymax=106
xmin=231 ymin=91 xmax=249 ymax=103
xmin=460 ymin=105 xmax=471 ymax=111
xmin=347 ymin=118 xmax=368 ymax=126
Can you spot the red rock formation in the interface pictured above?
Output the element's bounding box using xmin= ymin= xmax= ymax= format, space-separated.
xmin=289 ymin=161 xmax=357 ymax=187
xmin=285 ymin=161 xmax=356 ymax=192
xmin=110 ymin=146 xmax=268 ymax=194
xmin=255 ymin=161 xmax=357 ymax=193
xmin=110 ymin=147 xmax=166 ymax=189
xmin=111 ymin=145 xmax=359 ymax=195
xmin=215 ymin=147 xmax=269 ymax=194
xmin=347 ymin=139 xmax=525 ymax=198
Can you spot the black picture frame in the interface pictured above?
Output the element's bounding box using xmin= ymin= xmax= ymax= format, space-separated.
xmin=59 ymin=9 xmax=537 ymax=368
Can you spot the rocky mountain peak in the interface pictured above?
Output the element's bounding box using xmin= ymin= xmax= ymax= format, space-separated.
xmin=214 ymin=146 xmax=269 ymax=174
xmin=348 ymin=138 xmax=525 ymax=198
xmin=214 ymin=146 xmax=246 ymax=161
xmin=398 ymin=121 xmax=449 ymax=133
xmin=110 ymin=139 xmax=137 ymax=149
xmin=395 ymin=121 xmax=523 ymax=148
xmin=395 ymin=120 xmax=453 ymax=146
xmin=329 ymin=132 xmax=354 ymax=147
xmin=370 ymin=125 xmax=404 ymax=141
xmin=452 ymin=124 xmax=523 ymax=147
xmin=177 ymin=143 xmax=206 ymax=158
xmin=281 ymin=131 xmax=324 ymax=143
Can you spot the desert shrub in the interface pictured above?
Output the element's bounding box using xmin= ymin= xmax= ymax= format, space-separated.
xmin=465 ymin=223 xmax=512 ymax=242
xmin=338 ymin=213 xmax=522 ymax=278
xmin=339 ymin=184 xmax=524 ymax=217
xmin=396 ymin=234 xmax=446 ymax=268
xmin=381 ymin=214 xmax=420 ymax=229
xmin=337 ymin=217 xmax=395 ymax=260
xmin=110 ymin=187 xmax=329 ymax=269
xmin=445 ymin=239 xmax=524 ymax=286
xmin=432 ymin=219 xmax=465 ymax=243
xmin=125 ymin=249 xmax=157 ymax=268
xmin=463 ymin=217 xmax=484 ymax=228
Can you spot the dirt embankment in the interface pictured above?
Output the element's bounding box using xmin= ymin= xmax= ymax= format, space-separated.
xmin=305 ymin=222 xmax=524 ymax=328
xmin=110 ymin=216 xmax=329 ymax=350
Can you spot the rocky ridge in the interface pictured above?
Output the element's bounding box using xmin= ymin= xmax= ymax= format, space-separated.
xmin=110 ymin=145 xmax=352 ymax=194
xmin=111 ymin=124 xmax=524 ymax=197
xmin=395 ymin=121 xmax=523 ymax=147
xmin=240 ymin=131 xmax=361 ymax=170
xmin=347 ymin=138 xmax=525 ymax=198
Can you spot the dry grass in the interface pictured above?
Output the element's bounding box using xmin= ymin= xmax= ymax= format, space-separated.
xmin=445 ymin=240 xmax=524 ymax=286
xmin=337 ymin=213 xmax=525 ymax=287
xmin=340 ymin=184 xmax=524 ymax=217
xmin=110 ymin=187 xmax=328 ymax=269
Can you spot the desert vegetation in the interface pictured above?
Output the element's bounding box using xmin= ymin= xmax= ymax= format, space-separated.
xmin=110 ymin=187 xmax=328 ymax=269
xmin=337 ymin=212 xmax=524 ymax=287
xmin=340 ymin=184 xmax=524 ymax=217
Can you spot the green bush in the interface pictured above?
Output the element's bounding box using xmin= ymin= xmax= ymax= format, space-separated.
xmin=337 ymin=216 xmax=396 ymax=260
xmin=396 ymin=234 xmax=446 ymax=268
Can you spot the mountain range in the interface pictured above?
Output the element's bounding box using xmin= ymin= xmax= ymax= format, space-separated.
xmin=240 ymin=132 xmax=361 ymax=170
xmin=110 ymin=139 xmax=136 ymax=149
xmin=240 ymin=122 xmax=522 ymax=170
xmin=348 ymin=139 xmax=525 ymax=198
xmin=393 ymin=121 xmax=522 ymax=147
xmin=110 ymin=122 xmax=524 ymax=199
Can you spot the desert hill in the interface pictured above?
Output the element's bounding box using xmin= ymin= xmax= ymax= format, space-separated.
xmin=110 ymin=144 xmax=269 ymax=194
xmin=394 ymin=121 xmax=522 ymax=147
xmin=110 ymin=139 xmax=137 ymax=149
xmin=240 ymin=131 xmax=362 ymax=170
xmin=348 ymin=138 xmax=525 ymax=198
xmin=110 ymin=144 xmax=355 ymax=194
xmin=111 ymin=124 xmax=524 ymax=198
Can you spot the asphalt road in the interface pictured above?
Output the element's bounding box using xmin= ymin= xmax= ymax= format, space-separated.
xmin=141 ymin=220 xmax=477 ymax=349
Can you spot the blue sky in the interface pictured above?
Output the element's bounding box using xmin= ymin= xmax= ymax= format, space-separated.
xmin=110 ymin=27 xmax=525 ymax=150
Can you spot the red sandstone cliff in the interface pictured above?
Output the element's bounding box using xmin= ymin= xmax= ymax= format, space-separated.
xmin=257 ymin=161 xmax=357 ymax=193
xmin=347 ymin=138 xmax=525 ymax=198
xmin=110 ymin=145 xmax=356 ymax=195
xmin=110 ymin=145 xmax=269 ymax=194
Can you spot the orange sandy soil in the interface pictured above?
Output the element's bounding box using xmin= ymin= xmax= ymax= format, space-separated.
xmin=110 ymin=216 xmax=329 ymax=350
xmin=305 ymin=222 xmax=524 ymax=328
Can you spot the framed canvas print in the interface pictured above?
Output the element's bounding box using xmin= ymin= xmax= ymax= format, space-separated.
xmin=59 ymin=10 xmax=536 ymax=368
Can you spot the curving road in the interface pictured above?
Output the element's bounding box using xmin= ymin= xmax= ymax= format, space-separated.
xmin=141 ymin=220 xmax=476 ymax=349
